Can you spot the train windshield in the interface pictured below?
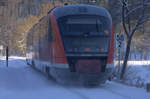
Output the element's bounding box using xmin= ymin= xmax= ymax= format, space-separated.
xmin=58 ymin=15 xmax=111 ymax=54
xmin=58 ymin=15 xmax=110 ymax=35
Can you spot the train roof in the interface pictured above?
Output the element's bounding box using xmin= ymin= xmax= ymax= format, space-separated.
xmin=52 ymin=4 xmax=111 ymax=19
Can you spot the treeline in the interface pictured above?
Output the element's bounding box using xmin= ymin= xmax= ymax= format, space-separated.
xmin=110 ymin=0 xmax=150 ymax=60
xmin=0 ymin=0 xmax=65 ymax=55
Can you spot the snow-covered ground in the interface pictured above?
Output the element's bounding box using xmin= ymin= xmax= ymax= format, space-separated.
xmin=115 ymin=60 xmax=150 ymax=87
xmin=115 ymin=60 xmax=150 ymax=66
xmin=0 ymin=56 xmax=150 ymax=99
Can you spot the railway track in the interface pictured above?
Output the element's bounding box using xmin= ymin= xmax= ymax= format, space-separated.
xmin=60 ymin=83 xmax=133 ymax=99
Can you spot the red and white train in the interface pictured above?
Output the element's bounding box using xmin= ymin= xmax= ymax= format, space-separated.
xmin=26 ymin=4 xmax=114 ymax=85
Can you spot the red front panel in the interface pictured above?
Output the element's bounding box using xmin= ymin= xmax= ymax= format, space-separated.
xmin=50 ymin=12 xmax=67 ymax=64
xmin=75 ymin=60 xmax=101 ymax=74
xmin=107 ymin=18 xmax=114 ymax=64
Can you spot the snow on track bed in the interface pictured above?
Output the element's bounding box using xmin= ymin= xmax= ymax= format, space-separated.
xmin=0 ymin=56 xmax=150 ymax=99
xmin=62 ymin=82 xmax=135 ymax=99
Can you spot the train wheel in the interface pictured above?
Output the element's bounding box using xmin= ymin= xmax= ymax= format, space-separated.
xmin=26 ymin=59 xmax=30 ymax=65
xmin=31 ymin=60 xmax=35 ymax=68
xmin=45 ymin=66 xmax=55 ymax=81
xmin=108 ymin=76 xmax=112 ymax=81
xmin=45 ymin=66 xmax=50 ymax=77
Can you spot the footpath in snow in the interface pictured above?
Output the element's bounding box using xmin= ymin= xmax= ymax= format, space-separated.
xmin=0 ymin=56 xmax=150 ymax=99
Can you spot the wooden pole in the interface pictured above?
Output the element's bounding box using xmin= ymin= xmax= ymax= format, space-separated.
xmin=6 ymin=46 xmax=8 ymax=67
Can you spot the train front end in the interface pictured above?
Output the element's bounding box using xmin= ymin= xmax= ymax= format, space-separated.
xmin=50 ymin=4 xmax=114 ymax=85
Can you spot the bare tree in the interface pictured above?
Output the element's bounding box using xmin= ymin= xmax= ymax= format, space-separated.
xmin=120 ymin=0 xmax=150 ymax=79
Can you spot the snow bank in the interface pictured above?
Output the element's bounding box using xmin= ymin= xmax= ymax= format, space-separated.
xmin=115 ymin=60 xmax=150 ymax=66
xmin=114 ymin=60 xmax=150 ymax=88
xmin=124 ymin=65 xmax=150 ymax=88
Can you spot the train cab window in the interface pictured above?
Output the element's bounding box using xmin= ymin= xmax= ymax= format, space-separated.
xmin=66 ymin=17 xmax=102 ymax=32
xmin=48 ymin=20 xmax=55 ymax=42
xmin=58 ymin=15 xmax=110 ymax=36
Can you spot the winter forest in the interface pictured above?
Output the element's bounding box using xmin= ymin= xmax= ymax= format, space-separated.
xmin=0 ymin=0 xmax=149 ymax=59
xmin=0 ymin=0 xmax=150 ymax=99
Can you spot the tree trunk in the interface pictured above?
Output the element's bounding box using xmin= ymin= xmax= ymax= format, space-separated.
xmin=134 ymin=50 xmax=136 ymax=60
xmin=120 ymin=37 xmax=132 ymax=79
xmin=144 ymin=52 xmax=147 ymax=60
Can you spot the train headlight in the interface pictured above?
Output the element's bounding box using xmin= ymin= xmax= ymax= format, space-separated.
xmin=84 ymin=48 xmax=91 ymax=52
xmin=100 ymin=48 xmax=105 ymax=52
xmin=104 ymin=30 xmax=109 ymax=35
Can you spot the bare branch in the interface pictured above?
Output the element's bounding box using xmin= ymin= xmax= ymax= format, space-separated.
xmin=125 ymin=2 xmax=150 ymax=18
xmin=130 ymin=21 xmax=141 ymax=38
xmin=130 ymin=14 xmax=150 ymax=37
xmin=143 ymin=14 xmax=150 ymax=19
xmin=127 ymin=15 xmax=131 ymax=33
xmin=122 ymin=0 xmax=129 ymax=38
xmin=118 ymin=0 xmax=123 ymax=6
xmin=125 ymin=0 xmax=131 ymax=33
xmin=0 ymin=40 xmax=6 ymax=46
xmin=139 ymin=17 xmax=150 ymax=25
